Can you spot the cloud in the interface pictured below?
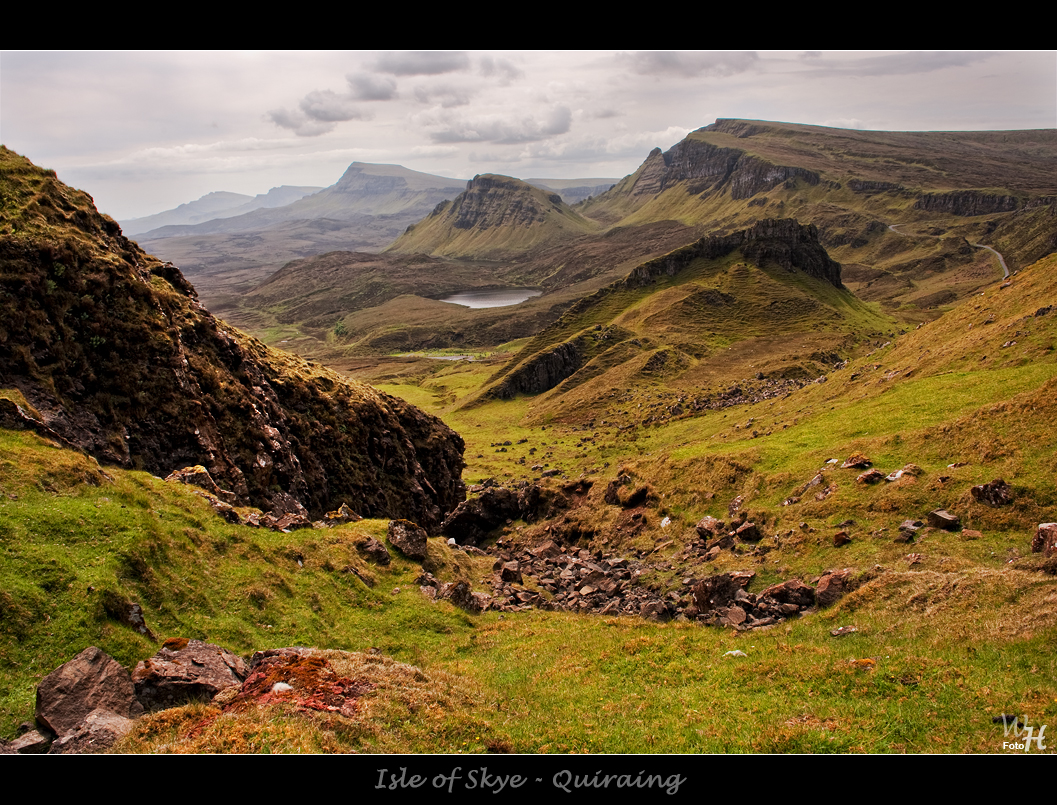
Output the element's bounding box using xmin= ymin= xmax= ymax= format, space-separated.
xmin=300 ymin=90 xmax=373 ymax=122
xmin=425 ymin=106 xmax=573 ymax=144
xmin=269 ymin=77 xmax=384 ymax=137
xmin=413 ymin=83 xmax=473 ymax=108
xmin=346 ymin=73 xmax=398 ymax=101
xmin=622 ymin=51 xmax=760 ymax=78
xmin=374 ymin=51 xmax=471 ymax=76
xmin=801 ymin=51 xmax=995 ymax=78
xmin=267 ymin=108 xmax=339 ymax=137
xmin=478 ymin=55 xmax=523 ymax=83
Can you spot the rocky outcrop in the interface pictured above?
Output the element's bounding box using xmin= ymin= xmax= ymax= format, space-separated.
xmin=0 ymin=148 xmax=465 ymax=528
xmin=914 ymin=191 xmax=1020 ymax=216
xmin=449 ymin=175 xmax=561 ymax=230
xmin=614 ymin=218 xmax=842 ymax=291
xmin=389 ymin=173 xmax=597 ymax=257
xmin=440 ymin=483 xmax=558 ymax=545
xmin=622 ymin=138 xmax=819 ymax=201
xmin=490 ymin=337 xmax=585 ymax=399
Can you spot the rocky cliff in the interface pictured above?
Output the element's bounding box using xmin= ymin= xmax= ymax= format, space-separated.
xmin=0 ymin=147 xmax=465 ymax=529
xmin=611 ymin=137 xmax=819 ymax=202
xmin=387 ymin=174 xmax=599 ymax=258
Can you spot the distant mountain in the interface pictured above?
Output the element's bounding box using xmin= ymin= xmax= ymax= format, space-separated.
xmin=134 ymin=163 xmax=467 ymax=306
xmin=525 ymin=177 xmax=619 ymax=205
xmin=120 ymin=186 xmax=322 ymax=236
xmin=387 ymin=174 xmax=601 ymax=259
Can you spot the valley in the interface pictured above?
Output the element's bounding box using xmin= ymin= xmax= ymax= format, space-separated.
xmin=2 ymin=119 xmax=1057 ymax=755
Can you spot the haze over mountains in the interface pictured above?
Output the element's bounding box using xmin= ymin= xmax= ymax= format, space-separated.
xmin=158 ymin=119 xmax=1056 ymax=370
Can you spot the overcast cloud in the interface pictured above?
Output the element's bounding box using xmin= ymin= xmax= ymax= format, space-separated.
xmin=2 ymin=50 xmax=1052 ymax=220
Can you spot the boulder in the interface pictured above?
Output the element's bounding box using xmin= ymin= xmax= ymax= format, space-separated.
xmin=49 ymin=708 xmax=133 ymax=754
xmin=695 ymin=516 xmax=724 ymax=538
xmin=758 ymin=579 xmax=815 ymax=609
xmin=387 ymin=519 xmax=429 ymax=559
xmin=1032 ymin=523 xmax=1057 ymax=557
xmin=35 ymin=647 xmax=142 ymax=739
xmin=691 ymin=571 xmax=756 ymax=612
xmin=356 ymin=536 xmax=391 ymax=565
xmin=927 ymin=509 xmax=960 ymax=531
xmin=132 ymin=638 xmax=247 ymax=711
xmin=857 ymin=468 xmax=885 ymax=484
xmin=166 ymin=465 xmax=238 ymax=504
xmin=816 ymin=569 xmax=853 ymax=607
xmin=970 ymin=479 xmax=1012 ymax=507
xmin=735 ymin=521 xmax=761 ymax=542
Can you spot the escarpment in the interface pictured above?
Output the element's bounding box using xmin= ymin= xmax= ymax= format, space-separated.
xmin=0 ymin=147 xmax=465 ymax=528
xmin=616 ymin=137 xmax=819 ymax=201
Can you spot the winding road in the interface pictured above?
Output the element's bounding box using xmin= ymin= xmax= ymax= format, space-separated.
xmin=887 ymin=223 xmax=1010 ymax=279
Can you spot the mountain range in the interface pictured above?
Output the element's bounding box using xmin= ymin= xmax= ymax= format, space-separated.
xmin=2 ymin=118 xmax=1057 ymax=755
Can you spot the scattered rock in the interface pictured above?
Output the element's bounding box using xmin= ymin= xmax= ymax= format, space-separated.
xmin=324 ymin=502 xmax=362 ymax=524
xmin=927 ymin=509 xmax=961 ymax=531
xmin=1032 ymin=523 xmax=1057 ymax=557
xmin=166 ymin=465 xmax=238 ymax=504
xmin=100 ymin=592 xmax=156 ymax=641
xmin=36 ymin=646 xmax=142 ymax=740
xmin=132 ymin=638 xmax=247 ymax=711
xmin=735 ymin=521 xmax=761 ymax=542
xmin=971 ymin=479 xmax=1012 ymax=507
xmin=841 ymin=452 xmax=871 ymax=469
xmin=49 ymin=708 xmax=133 ymax=754
xmin=6 ymin=728 xmax=51 ymax=754
xmin=830 ymin=626 xmax=858 ymax=637
xmin=833 ymin=531 xmax=852 ymax=547
xmin=387 ymin=519 xmax=429 ymax=559
xmin=857 ymin=468 xmax=885 ymax=484
xmin=695 ymin=516 xmax=724 ymax=537
xmin=356 ymin=536 xmax=391 ymax=566
xmin=816 ymin=569 xmax=853 ymax=607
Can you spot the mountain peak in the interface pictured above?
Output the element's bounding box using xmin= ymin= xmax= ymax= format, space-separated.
xmin=388 ymin=173 xmax=599 ymax=258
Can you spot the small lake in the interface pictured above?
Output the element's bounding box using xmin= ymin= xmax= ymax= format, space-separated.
xmin=440 ymin=288 xmax=542 ymax=309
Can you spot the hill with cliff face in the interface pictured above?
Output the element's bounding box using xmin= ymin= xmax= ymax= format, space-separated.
xmin=387 ymin=174 xmax=601 ymax=259
xmin=580 ymin=120 xmax=1057 ymax=320
xmin=478 ymin=218 xmax=895 ymax=422
xmin=0 ymin=147 xmax=464 ymax=528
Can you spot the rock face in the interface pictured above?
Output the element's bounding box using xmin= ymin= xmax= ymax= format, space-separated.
xmin=388 ymin=173 xmax=597 ymax=257
xmin=619 ymin=136 xmax=820 ymax=201
xmin=615 ymin=219 xmax=842 ymax=291
xmin=0 ymin=148 xmax=465 ymax=528
xmin=915 ymin=191 xmax=1020 ymax=216
xmin=132 ymin=638 xmax=248 ymax=711
xmin=35 ymin=646 xmax=142 ymax=739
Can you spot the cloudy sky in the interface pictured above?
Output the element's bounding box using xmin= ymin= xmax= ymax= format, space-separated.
xmin=2 ymin=50 xmax=1054 ymax=221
